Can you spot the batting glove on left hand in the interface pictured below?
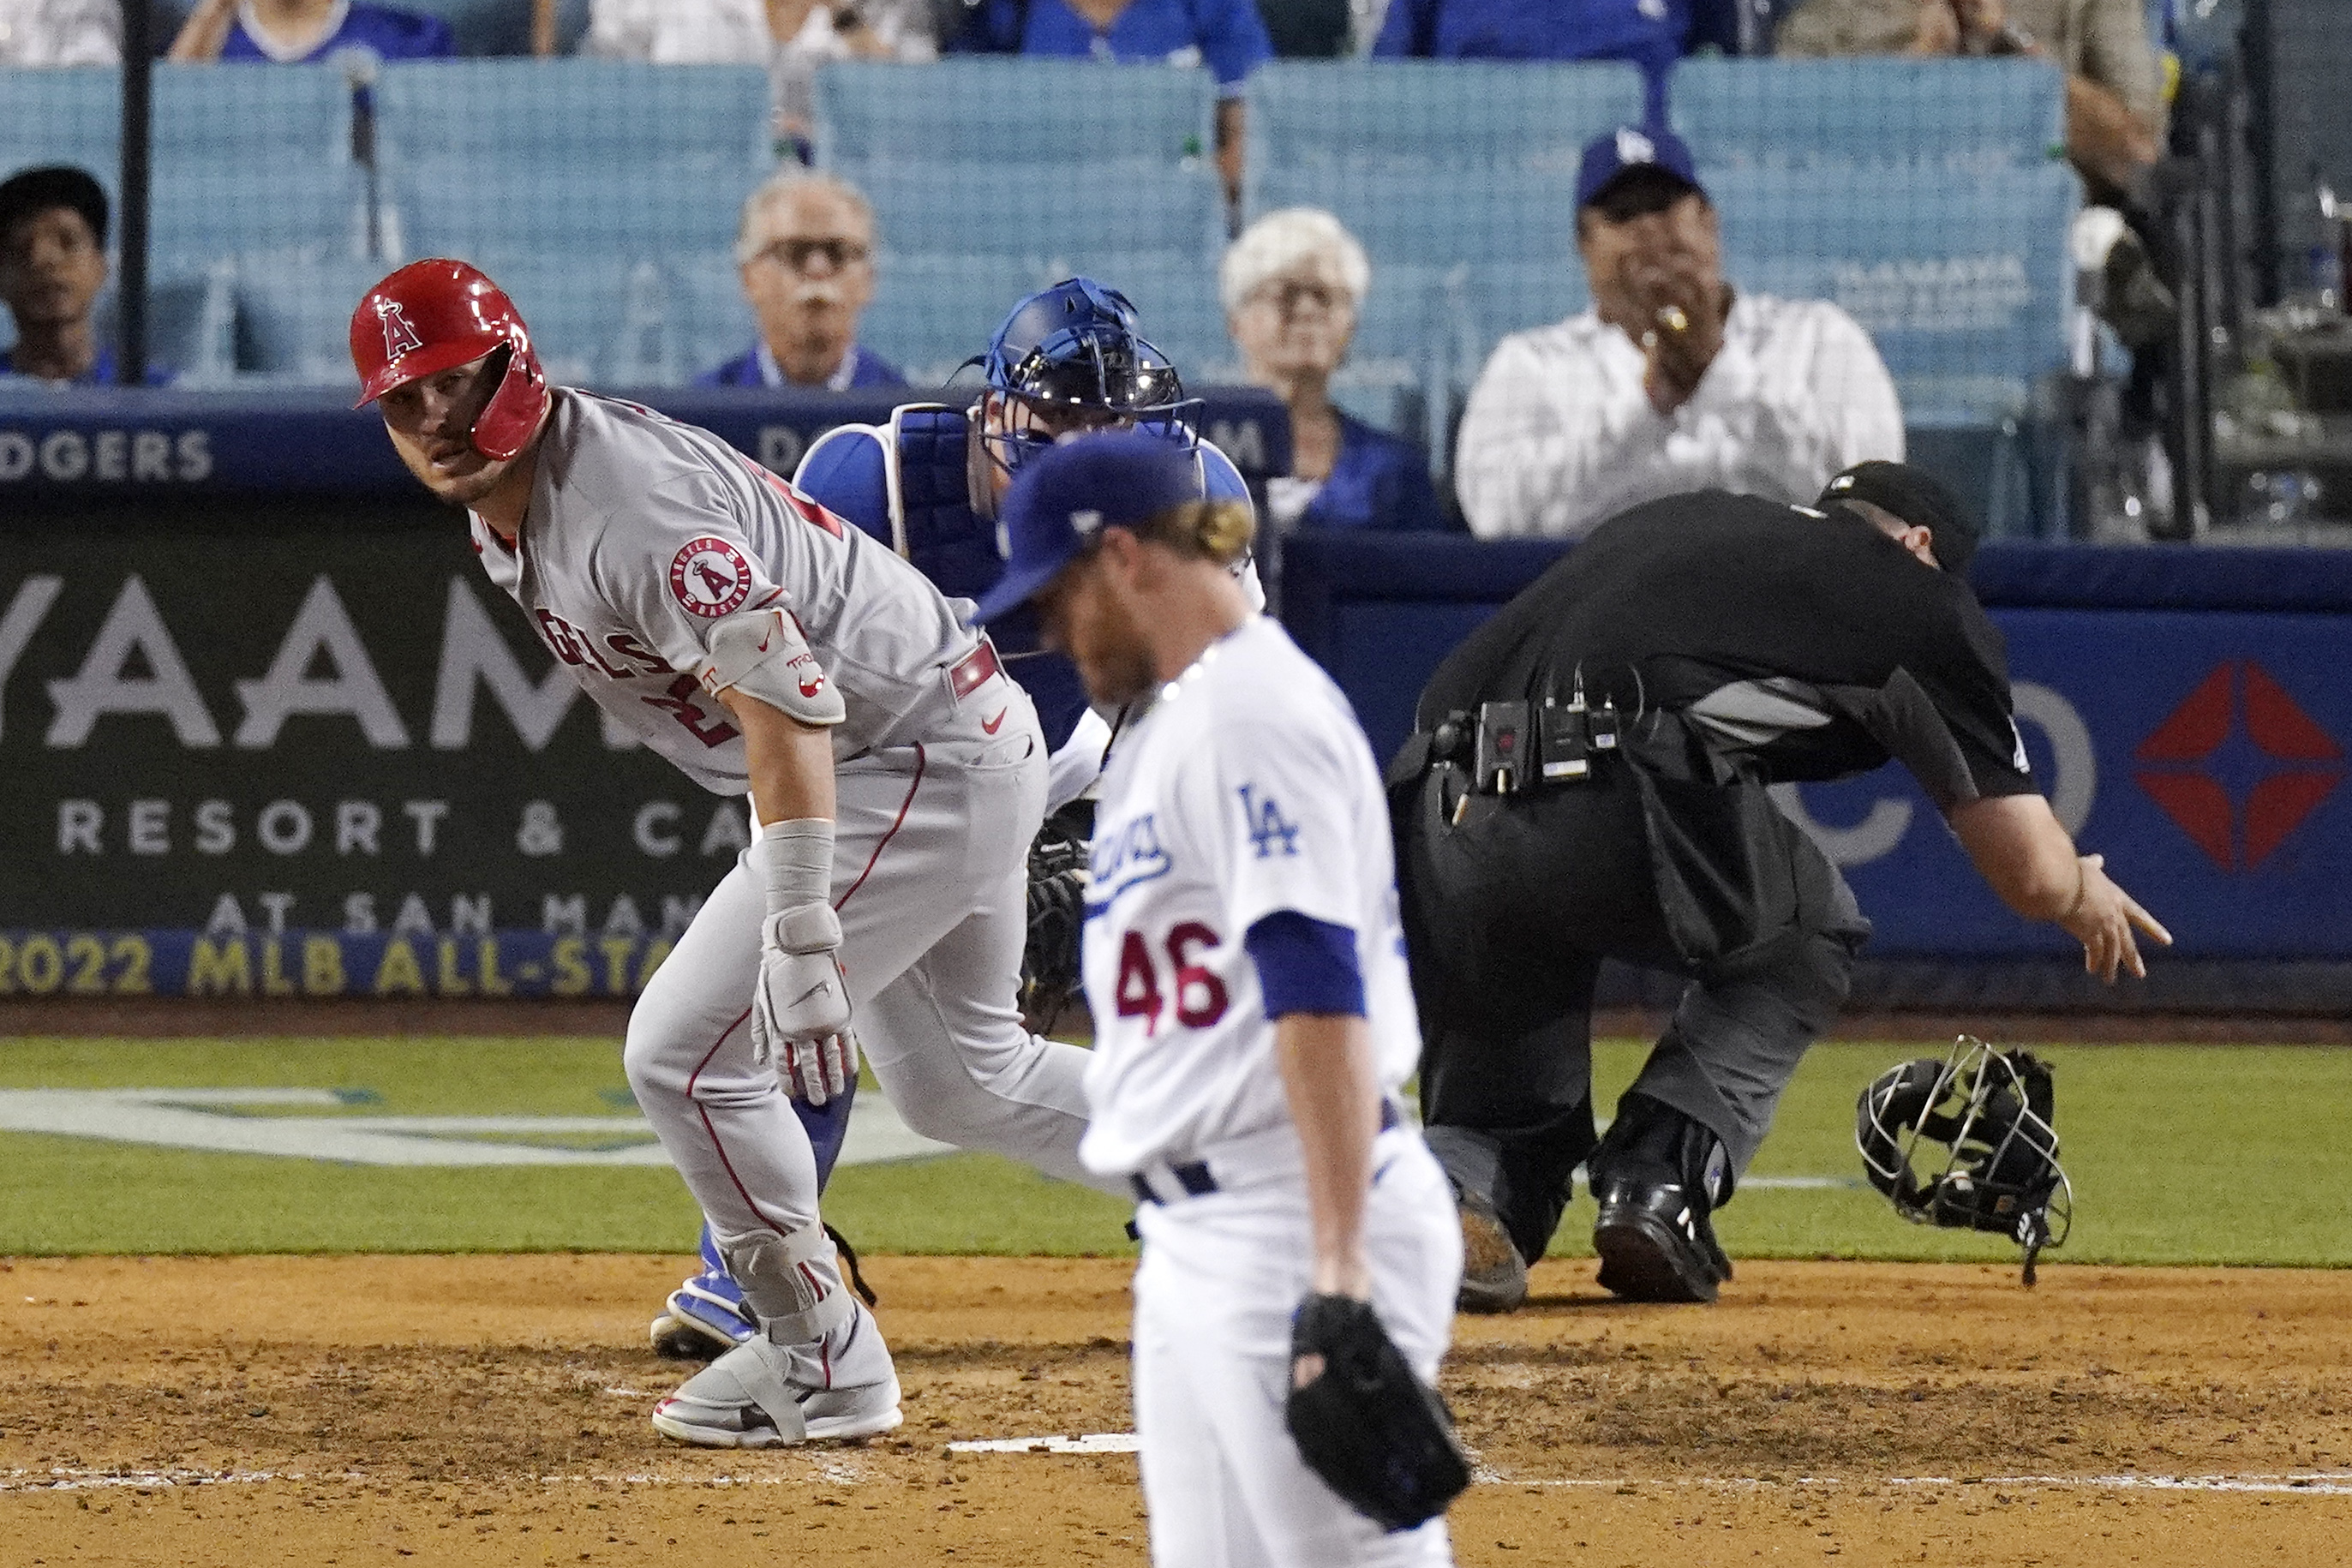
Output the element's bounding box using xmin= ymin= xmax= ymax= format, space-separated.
xmin=751 ymin=902 xmax=859 ymax=1105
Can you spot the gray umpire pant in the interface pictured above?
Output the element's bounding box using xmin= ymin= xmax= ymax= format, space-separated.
xmin=1393 ymin=750 xmax=1870 ymax=1266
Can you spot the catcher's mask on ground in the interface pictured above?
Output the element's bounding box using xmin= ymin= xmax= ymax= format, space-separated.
xmin=1856 ymin=1037 xmax=2072 ymax=1285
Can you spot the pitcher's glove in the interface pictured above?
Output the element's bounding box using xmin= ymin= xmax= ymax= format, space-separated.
xmin=1285 ymin=1294 xmax=1471 ymax=1532
xmin=1020 ymin=823 xmax=1089 ymax=1032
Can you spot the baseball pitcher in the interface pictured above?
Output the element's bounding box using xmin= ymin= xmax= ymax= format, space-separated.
xmin=974 ymin=431 xmax=1468 ymax=1567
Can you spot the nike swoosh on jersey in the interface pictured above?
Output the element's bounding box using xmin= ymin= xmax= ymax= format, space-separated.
xmin=981 ymin=708 xmax=1008 ymax=735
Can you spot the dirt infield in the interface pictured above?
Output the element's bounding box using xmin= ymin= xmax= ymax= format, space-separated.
xmin=3 ymin=1255 xmax=2347 ymax=1566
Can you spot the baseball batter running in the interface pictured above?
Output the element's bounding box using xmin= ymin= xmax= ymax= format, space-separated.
xmin=350 ymin=259 xmax=1118 ymax=1447
xmin=974 ymin=431 xmax=1466 ymax=1567
xmin=649 ymin=275 xmax=1263 ymax=1358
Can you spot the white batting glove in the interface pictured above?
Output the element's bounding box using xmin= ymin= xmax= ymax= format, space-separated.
xmin=751 ymin=902 xmax=859 ymax=1105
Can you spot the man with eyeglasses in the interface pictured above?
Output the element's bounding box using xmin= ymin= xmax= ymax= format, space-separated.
xmin=697 ymin=170 xmax=906 ymax=392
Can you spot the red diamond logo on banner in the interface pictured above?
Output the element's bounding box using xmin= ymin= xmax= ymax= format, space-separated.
xmin=2134 ymin=661 xmax=2344 ymax=871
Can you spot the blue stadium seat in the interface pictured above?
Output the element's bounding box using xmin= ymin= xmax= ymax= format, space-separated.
xmin=231 ymin=249 xmax=387 ymax=384
xmin=816 ymin=59 xmax=1217 ymax=170
xmin=468 ymin=250 xmax=669 ymax=385
xmin=857 ymin=252 xmax=1049 ymax=386
xmin=0 ymin=68 xmax=120 ymax=192
xmin=1242 ymin=60 xmax=1646 ymax=183
xmin=392 ymin=156 xmax=757 ymax=260
xmin=1707 ymin=162 xmax=2080 ymax=419
xmin=233 ymin=248 xmax=673 ymax=386
xmin=1064 ymin=254 xmax=1231 ymax=377
xmin=146 ymin=66 xmax=370 ymax=273
xmin=374 ymin=61 xmax=774 ymax=168
xmin=666 ymin=250 xmax=759 ymax=386
xmin=850 ymin=159 xmax=1224 ymax=261
xmin=1253 ymin=164 xmax=1583 ymax=267
xmin=1463 ymin=260 xmax=1589 ymax=348
xmin=1669 ymin=57 xmax=2068 ymax=172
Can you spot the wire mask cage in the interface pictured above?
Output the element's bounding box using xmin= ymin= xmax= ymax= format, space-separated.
xmin=1855 ymin=1035 xmax=2073 ymax=1285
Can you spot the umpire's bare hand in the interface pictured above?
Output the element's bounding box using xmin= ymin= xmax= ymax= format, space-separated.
xmin=1949 ymin=795 xmax=2174 ymax=982
xmin=2055 ymin=852 xmax=2171 ymax=982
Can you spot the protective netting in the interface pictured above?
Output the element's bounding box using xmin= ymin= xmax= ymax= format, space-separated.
xmin=3 ymin=54 xmax=2075 ymax=417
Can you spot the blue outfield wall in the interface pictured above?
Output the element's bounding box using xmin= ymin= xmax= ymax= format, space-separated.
xmin=1278 ymin=533 xmax=2352 ymax=967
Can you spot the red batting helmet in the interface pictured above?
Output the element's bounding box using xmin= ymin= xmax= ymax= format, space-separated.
xmin=350 ymin=258 xmax=549 ymax=462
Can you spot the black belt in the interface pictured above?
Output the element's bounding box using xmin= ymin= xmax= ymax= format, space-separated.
xmin=1129 ymin=1100 xmax=1403 ymax=1206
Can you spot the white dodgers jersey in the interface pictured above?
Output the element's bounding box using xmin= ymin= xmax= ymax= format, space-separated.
xmin=469 ymin=392 xmax=982 ymax=793
xmin=1077 ymin=616 xmax=1422 ymax=1176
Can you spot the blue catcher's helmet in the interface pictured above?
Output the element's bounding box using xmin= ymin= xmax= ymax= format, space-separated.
xmin=972 ymin=277 xmax=1199 ymax=481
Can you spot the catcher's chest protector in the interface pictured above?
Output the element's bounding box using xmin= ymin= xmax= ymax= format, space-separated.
xmin=887 ymin=406 xmax=1008 ymax=607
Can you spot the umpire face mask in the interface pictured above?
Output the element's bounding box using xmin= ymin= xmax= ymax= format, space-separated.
xmin=1817 ymin=461 xmax=1979 ymax=576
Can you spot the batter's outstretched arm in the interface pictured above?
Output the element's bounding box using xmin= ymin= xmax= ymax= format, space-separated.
xmin=1276 ymin=1011 xmax=1381 ymax=1309
xmin=715 ymin=690 xmax=837 ymax=827
xmin=1946 ymin=793 xmax=2173 ymax=983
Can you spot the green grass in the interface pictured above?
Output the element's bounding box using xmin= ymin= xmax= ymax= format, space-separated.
xmin=0 ymin=1034 xmax=2345 ymax=1266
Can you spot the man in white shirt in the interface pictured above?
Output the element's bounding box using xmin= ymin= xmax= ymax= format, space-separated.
xmin=1454 ymin=124 xmax=1905 ymax=540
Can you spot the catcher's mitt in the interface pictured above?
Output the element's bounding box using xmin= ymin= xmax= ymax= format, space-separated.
xmin=1285 ymin=1294 xmax=1471 ymax=1532
xmin=1020 ymin=817 xmax=1089 ymax=1033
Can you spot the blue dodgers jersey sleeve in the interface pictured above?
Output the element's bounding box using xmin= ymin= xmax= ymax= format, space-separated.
xmin=1245 ymin=911 xmax=1366 ymax=1019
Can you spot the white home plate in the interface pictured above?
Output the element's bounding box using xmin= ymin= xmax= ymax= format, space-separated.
xmin=949 ymin=1434 xmax=1144 ymax=1455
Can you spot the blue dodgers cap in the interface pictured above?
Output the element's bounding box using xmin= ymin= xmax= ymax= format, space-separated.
xmin=1575 ymin=123 xmax=1703 ymax=210
xmin=972 ymin=430 xmax=1206 ymax=624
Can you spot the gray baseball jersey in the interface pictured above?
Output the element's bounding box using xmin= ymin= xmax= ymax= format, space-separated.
xmin=469 ymin=390 xmax=986 ymax=793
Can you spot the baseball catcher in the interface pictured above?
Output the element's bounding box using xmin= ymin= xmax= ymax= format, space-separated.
xmin=1856 ymin=1036 xmax=2072 ymax=1284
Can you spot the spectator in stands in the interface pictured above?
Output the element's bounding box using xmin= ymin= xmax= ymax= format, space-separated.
xmin=1454 ymin=125 xmax=1901 ymax=540
xmin=949 ymin=0 xmax=1273 ymax=200
xmin=1373 ymin=0 xmax=1741 ymax=117
xmin=699 ymin=170 xmax=906 ymax=392
xmin=169 ymin=0 xmax=455 ymax=62
xmin=1223 ymin=207 xmax=1442 ymax=532
xmin=0 ymin=165 xmax=171 ymax=386
xmin=0 ymin=0 xmax=119 ymax=64
xmin=566 ymin=1 xmax=937 ymax=157
xmin=1776 ymin=0 xmax=2163 ymax=204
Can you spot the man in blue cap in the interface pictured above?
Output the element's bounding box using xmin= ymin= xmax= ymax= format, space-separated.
xmin=1453 ymin=123 xmax=1905 ymax=540
xmin=977 ymin=430 xmax=1468 ymax=1564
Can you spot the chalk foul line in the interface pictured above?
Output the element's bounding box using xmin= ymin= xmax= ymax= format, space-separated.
xmin=9 ymin=1462 xmax=2352 ymax=1497
xmin=0 ymin=1086 xmax=952 ymax=1168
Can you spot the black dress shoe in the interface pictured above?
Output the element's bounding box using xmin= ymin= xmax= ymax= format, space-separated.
xmin=1456 ymin=1187 xmax=1529 ymax=1314
xmin=1591 ymin=1176 xmax=1728 ymax=1304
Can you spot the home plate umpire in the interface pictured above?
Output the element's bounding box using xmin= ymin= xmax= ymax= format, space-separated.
xmin=1387 ymin=463 xmax=2171 ymax=1312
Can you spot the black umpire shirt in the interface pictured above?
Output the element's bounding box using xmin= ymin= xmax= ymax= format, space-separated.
xmin=1415 ymin=491 xmax=2037 ymax=811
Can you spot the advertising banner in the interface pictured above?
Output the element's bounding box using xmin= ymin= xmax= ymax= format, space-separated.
xmin=1280 ymin=535 xmax=2352 ymax=963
